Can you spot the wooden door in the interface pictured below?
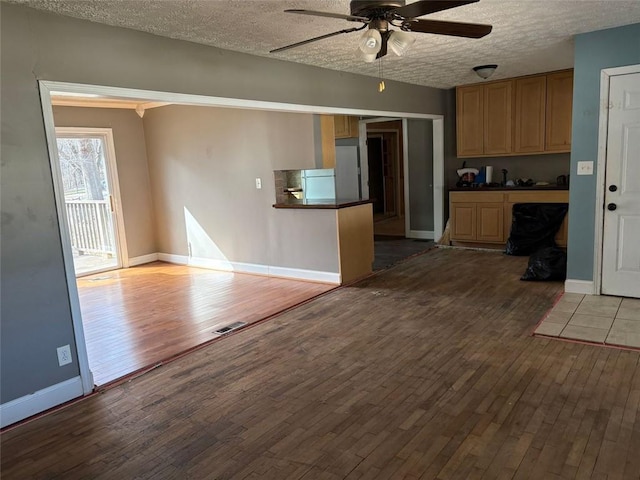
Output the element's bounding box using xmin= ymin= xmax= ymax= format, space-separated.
xmin=602 ymin=72 xmax=640 ymax=298
xmin=483 ymin=81 xmax=513 ymax=155
xmin=451 ymin=203 xmax=476 ymax=241
xmin=545 ymin=70 xmax=573 ymax=152
xmin=456 ymin=85 xmax=484 ymax=157
xmin=514 ymin=75 xmax=546 ymax=153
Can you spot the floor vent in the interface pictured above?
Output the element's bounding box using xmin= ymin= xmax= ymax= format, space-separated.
xmin=88 ymin=276 xmax=113 ymax=282
xmin=214 ymin=321 xmax=247 ymax=335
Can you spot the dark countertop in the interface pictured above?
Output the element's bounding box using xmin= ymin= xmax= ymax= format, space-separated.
xmin=273 ymin=198 xmax=374 ymax=209
xmin=449 ymin=185 xmax=569 ymax=192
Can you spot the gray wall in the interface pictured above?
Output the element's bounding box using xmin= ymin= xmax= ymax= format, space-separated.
xmin=0 ymin=3 xmax=446 ymax=405
xmin=53 ymin=107 xmax=156 ymax=259
xmin=567 ymin=23 xmax=640 ymax=281
xmin=143 ymin=104 xmax=339 ymax=272
xmin=407 ymin=119 xmax=434 ymax=232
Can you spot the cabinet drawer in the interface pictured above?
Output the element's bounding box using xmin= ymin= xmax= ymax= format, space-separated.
xmin=450 ymin=192 xmax=504 ymax=203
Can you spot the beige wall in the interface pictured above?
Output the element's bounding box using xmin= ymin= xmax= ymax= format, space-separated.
xmin=143 ymin=104 xmax=340 ymax=273
xmin=53 ymin=106 xmax=156 ymax=258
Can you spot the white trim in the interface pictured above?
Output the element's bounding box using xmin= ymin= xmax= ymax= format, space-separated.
xmin=157 ymin=253 xmax=340 ymax=284
xmin=593 ymin=64 xmax=640 ymax=295
xmin=55 ymin=126 xmax=130 ymax=271
xmin=0 ymin=377 xmax=83 ymax=428
xmin=268 ymin=266 xmax=341 ymax=284
xmin=407 ymin=230 xmax=434 ymax=240
xmin=128 ymin=253 xmax=159 ymax=266
xmin=41 ymin=81 xmax=443 ymax=120
xmin=432 ymin=118 xmax=444 ymax=242
xmin=564 ymin=279 xmax=596 ymax=295
xmin=39 ymin=83 xmax=94 ymax=395
xmin=403 ymin=118 xmax=411 ymax=236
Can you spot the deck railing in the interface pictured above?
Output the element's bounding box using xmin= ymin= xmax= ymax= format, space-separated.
xmin=65 ymin=200 xmax=115 ymax=256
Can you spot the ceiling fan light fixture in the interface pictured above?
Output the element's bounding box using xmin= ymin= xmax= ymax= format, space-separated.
xmin=473 ymin=64 xmax=498 ymax=79
xmin=359 ymin=28 xmax=382 ymax=55
xmin=387 ymin=30 xmax=415 ymax=57
xmin=359 ymin=50 xmax=378 ymax=63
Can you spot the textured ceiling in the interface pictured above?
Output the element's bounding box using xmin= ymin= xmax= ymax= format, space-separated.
xmin=9 ymin=0 xmax=640 ymax=89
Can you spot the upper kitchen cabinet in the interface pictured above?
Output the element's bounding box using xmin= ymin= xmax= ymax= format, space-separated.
xmin=333 ymin=115 xmax=359 ymax=138
xmin=456 ymin=84 xmax=484 ymax=156
xmin=456 ymin=69 xmax=573 ymax=157
xmin=456 ymin=81 xmax=512 ymax=157
xmin=483 ymin=81 xmax=513 ymax=155
xmin=545 ymin=70 xmax=574 ymax=152
xmin=514 ymin=75 xmax=546 ymax=153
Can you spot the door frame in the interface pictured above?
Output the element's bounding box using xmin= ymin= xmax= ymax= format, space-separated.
xmin=40 ymin=80 xmax=444 ymax=397
xmin=359 ymin=117 xmax=444 ymax=241
xmin=55 ymin=127 xmax=129 ymax=277
xmin=593 ymin=64 xmax=640 ymax=295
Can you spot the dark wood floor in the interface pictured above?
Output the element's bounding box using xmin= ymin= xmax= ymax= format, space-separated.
xmin=77 ymin=262 xmax=335 ymax=386
xmin=2 ymin=249 xmax=639 ymax=479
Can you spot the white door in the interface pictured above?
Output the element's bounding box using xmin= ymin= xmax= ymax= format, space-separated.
xmin=602 ymin=72 xmax=640 ymax=298
xmin=55 ymin=128 xmax=128 ymax=277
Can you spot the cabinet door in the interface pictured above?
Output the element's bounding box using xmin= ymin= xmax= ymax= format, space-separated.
xmin=320 ymin=115 xmax=336 ymax=168
xmin=333 ymin=115 xmax=351 ymax=138
xmin=514 ymin=76 xmax=546 ymax=153
xmin=451 ymin=203 xmax=477 ymax=240
xmin=456 ymin=85 xmax=484 ymax=157
xmin=545 ymin=70 xmax=574 ymax=152
xmin=476 ymin=203 xmax=504 ymax=243
xmin=484 ymin=81 xmax=513 ymax=155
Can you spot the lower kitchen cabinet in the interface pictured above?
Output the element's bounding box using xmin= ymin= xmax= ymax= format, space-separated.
xmin=450 ymin=192 xmax=505 ymax=244
xmin=449 ymin=190 xmax=569 ymax=248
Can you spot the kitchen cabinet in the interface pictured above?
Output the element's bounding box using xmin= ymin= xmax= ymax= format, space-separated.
xmin=450 ymin=192 xmax=505 ymax=244
xmin=456 ymin=69 xmax=573 ymax=157
xmin=320 ymin=115 xmax=336 ymax=168
xmin=456 ymin=84 xmax=484 ymax=156
xmin=456 ymin=81 xmax=512 ymax=157
xmin=334 ymin=115 xmax=359 ymax=138
xmin=483 ymin=81 xmax=513 ymax=155
xmin=545 ymin=70 xmax=573 ymax=152
xmin=449 ymin=190 xmax=568 ymax=247
xmin=514 ymin=75 xmax=546 ymax=153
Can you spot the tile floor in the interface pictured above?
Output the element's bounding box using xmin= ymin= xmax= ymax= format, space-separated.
xmin=534 ymin=293 xmax=640 ymax=349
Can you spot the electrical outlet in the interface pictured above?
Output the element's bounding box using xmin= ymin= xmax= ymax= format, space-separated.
xmin=577 ymin=161 xmax=594 ymax=175
xmin=255 ymin=178 xmax=262 ymax=189
xmin=57 ymin=345 xmax=72 ymax=366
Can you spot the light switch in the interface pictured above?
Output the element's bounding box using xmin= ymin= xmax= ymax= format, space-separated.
xmin=577 ymin=161 xmax=594 ymax=175
xmin=255 ymin=178 xmax=262 ymax=189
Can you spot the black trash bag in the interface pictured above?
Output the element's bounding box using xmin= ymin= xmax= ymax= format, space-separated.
xmin=505 ymin=203 xmax=568 ymax=256
xmin=521 ymin=247 xmax=567 ymax=281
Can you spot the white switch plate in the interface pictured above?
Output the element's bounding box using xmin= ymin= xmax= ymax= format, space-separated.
xmin=57 ymin=345 xmax=72 ymax=366
xmin=255 ymin=178 xmax=262 ymax=189
xmin=577 ymin=161 xmax=594 ymax=175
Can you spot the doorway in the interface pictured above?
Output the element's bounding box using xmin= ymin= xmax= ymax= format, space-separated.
xmin=599 ymin=69 xmax=640 ymax=298
xmin=55 ymin=128 xmax=127 ymax=276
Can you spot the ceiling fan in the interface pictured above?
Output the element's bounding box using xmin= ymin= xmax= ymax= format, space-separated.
xmin=270 ymin=1 xmax=492 ymax=62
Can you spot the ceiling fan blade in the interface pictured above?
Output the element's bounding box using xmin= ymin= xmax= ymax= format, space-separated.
xmin=270 ymin=27 xmax=365 ymax=53
xmin=392 ymin=1 xmax=479 ymax=19
xmin=284 ymin=9 xmax=369 ymax=23
xmin=404 ymin=19 xmax=492 ymax=38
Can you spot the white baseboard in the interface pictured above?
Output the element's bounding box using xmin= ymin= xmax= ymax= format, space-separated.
xmin=158 ymin=253 xmax=340 ymax=284
xmin=268 ymin=266 xmax=340 ymax=284
xmin=128 ymin=253 xmax=159 ymax=266
xmin=407 ymin=230 xmax=434 ymax=240
xmin=0 ymin=376 xmax=84 ymax=428
xmin=565 ymin=279 xmax=596 ymax=295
